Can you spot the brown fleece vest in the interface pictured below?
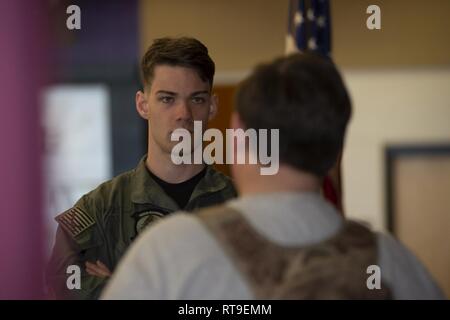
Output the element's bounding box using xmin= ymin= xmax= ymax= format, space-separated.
xmin=197 ymin=205 xmax=391 ymax=299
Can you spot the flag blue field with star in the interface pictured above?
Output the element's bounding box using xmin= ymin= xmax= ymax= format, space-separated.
xmin=286 ymin=0 xmax=331 ymax=57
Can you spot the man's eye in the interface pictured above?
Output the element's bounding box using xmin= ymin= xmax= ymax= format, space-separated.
xmin=160 ymin=96 xmax=173 ymax=104
xmin=192 ymin=97 xmax=206 ymax=104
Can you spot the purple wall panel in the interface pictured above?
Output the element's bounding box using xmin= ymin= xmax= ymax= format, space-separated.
xmin=0 ymin=0 xmax=49 ymax=299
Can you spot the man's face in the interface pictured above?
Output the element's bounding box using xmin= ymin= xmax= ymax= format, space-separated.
xmin=142 ymin=65 xmax=215 ymax=154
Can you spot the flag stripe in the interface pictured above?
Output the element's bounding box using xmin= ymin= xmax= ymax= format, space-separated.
xmin=55 ymin=207 xmax=95 ymax=237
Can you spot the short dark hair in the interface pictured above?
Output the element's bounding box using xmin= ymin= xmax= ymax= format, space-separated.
xmin=235 ymin=53 xmax=352 ymax=177
xmin=141 ymin=37 xmax=215 ymax=89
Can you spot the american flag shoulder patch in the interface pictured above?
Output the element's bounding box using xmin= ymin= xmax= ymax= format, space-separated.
xmin=55 ymin=207 xmax=95 ymax=238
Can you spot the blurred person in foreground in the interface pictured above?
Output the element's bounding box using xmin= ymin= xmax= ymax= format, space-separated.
xmin=45 ymin=37 xmax=237 ymax=299
xmin=102 ymin=52 xmax=444 ymax=299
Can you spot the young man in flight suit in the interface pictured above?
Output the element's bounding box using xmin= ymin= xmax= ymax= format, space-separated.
xmin=46 ymin=37 xmax=237 ymax=299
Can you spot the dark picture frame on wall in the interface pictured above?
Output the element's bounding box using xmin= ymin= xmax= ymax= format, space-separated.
xmin=385 ymin=143 xmax=450 ymax=298
xmin=385 ymin=143 xmax=450 ymax=233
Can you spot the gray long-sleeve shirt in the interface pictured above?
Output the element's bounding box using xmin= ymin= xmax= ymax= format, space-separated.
xmin=102 ymin=192 xmax=445 ymax=299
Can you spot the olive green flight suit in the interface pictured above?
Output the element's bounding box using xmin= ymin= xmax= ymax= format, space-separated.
xmin=46 ymin=156 xmax=237 ymax=299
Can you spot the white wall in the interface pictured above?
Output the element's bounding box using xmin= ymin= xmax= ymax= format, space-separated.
xmin=342 ymin=68 xmax=450 ymax=230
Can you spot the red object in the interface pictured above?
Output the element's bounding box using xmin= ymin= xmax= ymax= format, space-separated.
xmin=322 ymin=175 xmax=343 ymax=214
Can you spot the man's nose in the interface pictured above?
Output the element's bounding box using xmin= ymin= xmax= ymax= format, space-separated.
xmin=175 ymin=100 xmax=193 ymax=121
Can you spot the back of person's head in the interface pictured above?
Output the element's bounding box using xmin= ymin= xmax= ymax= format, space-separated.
xmin=235 ymin=52 xmax=352 ymax=177
xmin=141 ymin=36 xmax=215 ymax=89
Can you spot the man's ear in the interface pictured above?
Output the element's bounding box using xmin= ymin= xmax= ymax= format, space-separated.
xmin=208 ymin=94 xmax=218 ymax=120
xmin=230 ymin=111 xmax=245 ymax=130
xmin=136 ymin=90 xmax=149 ymax=120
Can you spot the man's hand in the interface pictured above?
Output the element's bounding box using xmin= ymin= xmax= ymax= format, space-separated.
xmin=85 ymin=260 xmax=112 ymax=278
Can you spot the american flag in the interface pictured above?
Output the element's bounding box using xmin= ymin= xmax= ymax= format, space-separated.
xmin=286 ymin=0 xmax=343 ymax=213
xmin=286 ymin=0 xmax=331 ymax=57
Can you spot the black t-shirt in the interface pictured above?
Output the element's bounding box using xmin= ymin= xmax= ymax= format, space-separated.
xmin=148 ymin=168 xmax=207 ymax=209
